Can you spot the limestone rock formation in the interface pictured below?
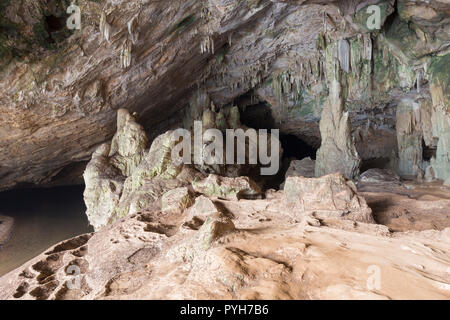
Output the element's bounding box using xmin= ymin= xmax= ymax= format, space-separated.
xmin=284 ymin=173 xmax=374 ymax=223
xmin=109 ymin=109 xmax=149 ymax=177
xmin=196 ymin=213 xmax=235 ymax=251
xmin=161 ymin=187 xmax=195 ymax=215
xmin=315 ymin=47 xmax=361 ymax=180
xmin=395 ymin=98 xmax=424 ymax=178
xmin=83 ymin=143 xmax=126 ymax=230
xmin=0 ymin=0 xmax=449 ymax=189
xmin=2 ymin=0 xmax=450 ymax=303
xmin=83 ymin=109 xmax=149 ymax=230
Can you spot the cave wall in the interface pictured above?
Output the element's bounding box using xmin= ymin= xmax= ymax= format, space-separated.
xmin=0 ymin=0 xmax=449 ymax=190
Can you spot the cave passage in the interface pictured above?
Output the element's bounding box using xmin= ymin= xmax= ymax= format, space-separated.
xmin=239 ymin=102 xmax=318 ymax=189
xmin=280 ymin=134 xmax=317 ymax=161
xmin=0 ymin=186 xmax=93 ymax=277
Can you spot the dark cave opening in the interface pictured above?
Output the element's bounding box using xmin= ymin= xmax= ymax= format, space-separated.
xmin=422 ymin=140 xmax=437 ymax=162
xmin=45 ymin=15 xmax=65 ymax=34
xmin=280 ymin=134 xmax=317 ymax=161
xmin=239 ymin=102 xmax=318 ymax=189
xmin=239 ymin=102 xmax=276 ymax=130
xmin=360 ymin=158 xmax=392 ymax=173
xmin=239 ymin=102 xmax=317 ymax=161
xmin=43 ymin=14 xmax=71 ymax=45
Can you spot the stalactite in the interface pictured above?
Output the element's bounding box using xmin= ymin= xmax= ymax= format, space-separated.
xmin=416 ymin=68 xmax=423 ymax=93
xmin=100 ymin=11 xmax=112 ymax=44
xmin=120 ymin=39 xmax=132 ymax=69
xmin=338 ymin=39 xmax=350 ymax=73
xmin=127 ymin=15 xmax=139 ymax=45
xmin=200 ymin=36 xmax=214 ymax=54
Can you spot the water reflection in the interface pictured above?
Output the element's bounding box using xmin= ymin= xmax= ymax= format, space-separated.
xmin=0 ymin=186 xmax=93 ymax=277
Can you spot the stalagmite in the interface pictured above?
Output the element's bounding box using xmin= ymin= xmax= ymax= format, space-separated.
xmin=396 ymin=98 xmax=424 ymax=178
xmin=315 ymin=43 xmax=361 ymax=179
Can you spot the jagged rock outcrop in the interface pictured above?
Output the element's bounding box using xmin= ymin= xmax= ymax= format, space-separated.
xmin=161 ymin=187 xmax=195 ymax=215
xmin=284 ymin=173 xmax=374 ymax=223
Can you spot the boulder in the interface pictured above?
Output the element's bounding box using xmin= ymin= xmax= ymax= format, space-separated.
xmin=285 ymin=157 xmax=315 ymax=179
xmin=192 ymin=174 xmax=261 ymax=200
xmin=190 ymin=196 xmax=220 ymax=217
xmin=197 ymin=213 xmax=235 ymax=250
xmin=284 ymin=173 xmax=374 ymax=223
xmin=83 ymin=143 xmax=126 ymax=230
xmin=161 ymin=187 xmax=195 ymax=214
xmin=182 ymin=196 xmax=222 ymax=230
xmin=359 ymin=168 xmax=401 ymax=184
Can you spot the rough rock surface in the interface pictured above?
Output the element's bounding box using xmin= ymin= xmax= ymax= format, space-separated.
xmin=1 ymin=179 xmax=450 ymax=300
xmin=161 ymin=187 xmax=195 ymax=215
xmin=315 ymin=54 xmax=361 ymax=179
xmin=83 ymin=109 xmax=148 ymax=230
xmin=192 ymin=174 xmax=262 ymax=200
xmin=284 ymin=173 xmax=374 ymax=223
xmin=285 ymin=157 xmax=316 ymax=179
